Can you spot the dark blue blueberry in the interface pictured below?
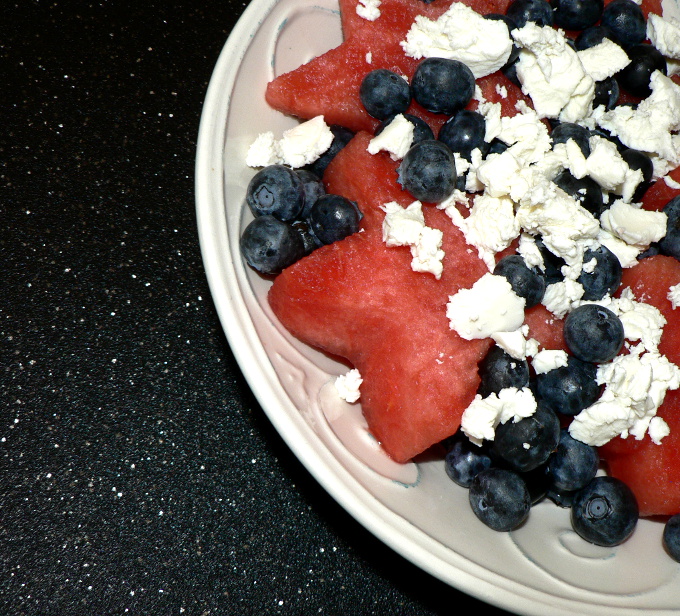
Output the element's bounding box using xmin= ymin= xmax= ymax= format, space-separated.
xmin=397 ymin=139 xmax=457 ymax=203
xmin=305 ymin=125 xmax=355 ymax=178
xmin=553 ymin=170 xmax=606 ymax=218
xmin=502 ymin=57 xmax=521 ymax=87
xmin=411 ymin=58 xmax=475 ymax=115
xmin=550 ymin=122 xmax=591 ymax=158
xmin=360 ymin=69 xmax=411 ymax=120
xmin=550 ymin=0 xmax=603 ymax=31
xmin=547 ymin=487 xmax=578 ymax=508
xmin=535 ymin=356 xmax=600 ymax=416
xmin=506 ymin=0 xmax=554 ymax=27
xmin=637 ymin=242 xmax=661 ymax=260
xmin=487 ymin=138 xmax=509 ymax=156
xmin=536 ymin=237 xmax=566 ymax=285
xmin=444 ymin=432 xmax=493 ymax=488
xmin=659 ymin=196 xmax=680 ymax=261
xmin=663 ymin=515 xmax=680 ymax=562
xmin=564 ymin=304 xmax=625 ymax=363
xmin=376 ymin=113 xmax=434 ymax=144
xmin=616 ymin=44 xmax=667 ymax=98
xmin=291 ymin=220 xmax=321 ymax=254
xmin=592 ymin=76 xmax=620 ymax=111
xmin=520 ymin=464 xmax=552 ymax=505
xmin=469 ymin=468 xmax=531 ymax=532
xmin=438 ymin=110 xmax=489 ymax=162
xmin=246 ymin=164 xmax=305 ymax=221
xmin=485 ymin=13 xmax=521 ymax=66
xmin=546 ymin=429 xmax=599 ymax=492
xmin=306 ymin=194 xmax=362 ymax=246
xmin=621 ymin=149 xmax=653 ymax=185
xmin=575 ymin=25 xmax=617 ymax=51
xmin=478 ymin=346 xmax=530 ymax=398
xmin=577 ymin=245 xmax=623 ymax=301
xmin=296 ymin=169 xmax=326 ymax=218
xmin=240 ymin=215 xmax=307 ymax=275
xmin=493 ymin=254 xmax=546 ymax=308
xmin=571 ymin=476 xmax=638 ymax=546
xmin=601 ymin=0 xmax=646 ymax=48
xmin=491 ymin=403 xmax=561 ymax=473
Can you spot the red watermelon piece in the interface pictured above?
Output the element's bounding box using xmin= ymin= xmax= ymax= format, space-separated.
xmin=269 ymin=132 xmax=494 ymax=462
xmin=642 ymin=166 xmax=680 ymax=213
xmin=598 ymin=256 xmax=680 ymax=516
xmin=265 ymin=0 xmax=526 ymax=134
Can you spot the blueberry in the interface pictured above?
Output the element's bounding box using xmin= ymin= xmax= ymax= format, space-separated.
xmin=536 ymin=237 xmax=566 ymax=285
xmin=550 ymin=122 xmax=591 ymax=158
xmin=246 ymin=165 xmax=305 ymax=221
xmin=601 ymin=0 xmax=646 ymax=48
xmin=502 ymin=57 xmax=521 ymax=87
xmin=411 ymin=58 xmax=475 ymax=116
xmin=663 ymin=514 xmax=680 ymax=562
xmin=616 ymin=44 xmax=667 ymax=98
xmin=659 ymin=196 xmax=680 ymax=261
xmin=553 ymin=170 xmax=606 ymax=218
xmin=546 ymin=429 xmax=599 ymax=492
xmin=574 ymin=25 xmax=616 ymax=51
xmin=487 ymin=138 xmax=509 ymax=156
xmin=493 ymin=254 xmax=546 ymax=308
xmin=296 ymin=169 xmax=326 ymax=218
xmin=506 ymin=0 xmax=554 ymax=28
xmin=444 ymin=431 xmax=493 ymax=488
xmin=469 ymin=468 xmax=531 ymax=532
xmin=240 ymin=215 xmax=307 ymax=275
xmin=478 ymin=346 xmax=530 ymax=398
xmin=547 ymin=487 xmax=578 ymax=508
xmin=577 ymin=245 xmax=623 ymax=301
xmin=438 ymin=110 xmax=489 ymax=162
xmin=521 ymin=465 xmax=552 ymax=505
xmin=637 ymin=242 xmax=661 ymax=260
xmin=535 ymin=355 xmax=600 ymax=416
xmin=564 ymin=304 xmax=625 ymax=363
xmin=305 ymin=125 xmax=354 ymax=178
xmin=397 ymin=139 xmax=457 ymax=203
xmin=571 ymin=476 xmax=638 ymax=546
xmin=621 ymin=149 xmax=653 ymax=185
xmin=592 ymin=76 xmax=620 ymax=111
xmin=550 ymin=0 xmax=603 ymax=31
xmin=291 ymin=219 xmax=321 ymax=254
xmin=376 ymin=113 xmax=434 ymax=144
xmin=307 ymin=194 xmax=362 ymax=245
xmin=359 ymin=69 xmax=411 ymax=120
xmin=491 ymin=403 xmax=561 ymax=473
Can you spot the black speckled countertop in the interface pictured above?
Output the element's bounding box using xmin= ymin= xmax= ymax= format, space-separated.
xmin=1 ymin=2 xmax=514 ymax=614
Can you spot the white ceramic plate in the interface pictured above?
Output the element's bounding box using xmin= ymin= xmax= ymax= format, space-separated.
xmin=195 ymin=1 xmax=680 ymax=613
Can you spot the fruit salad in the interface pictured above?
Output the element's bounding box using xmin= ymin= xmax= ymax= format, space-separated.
xmin=239 ymin=0 xmax=680 ymax=557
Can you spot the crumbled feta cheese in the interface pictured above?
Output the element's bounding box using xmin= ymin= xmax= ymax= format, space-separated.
xmin=585 ymin=136 xmax=643 ymax=201
xmin=669 ymin=283 xmax=680 ymax=309
xmin=600 ymin=200 xmax=667 ymax=248
xmin=647 ymin=14 xmax=680 ymax=60
xmin=356 ymin=0 xmax=381 ymax=21
xmin=400 ymin=2 xmax=513 ymax=78
xmin=577 ymin=38 xmax=630 ymax=82
xmin=512 ymin=23 xmax=594 ymax=122
xmin=461 ymin=387 xmax=537 ymax=446
xmin=335 ymin=368 xmax=363 ymax=403
xmin=532 ymin=349 xmax=569 ymax=375
xmin=381 ymin=201 xmax=445 ymax=278
xmin=517 ymin=233 xmax=544 ymax=271
xmin=597 ymin=227 xmax=643 ymax=268
xmin=447 ymin=273 xmax=526 ymax=340
xmin=366 ymin=51 xmax=373 ymax=64
xmin=541 ymin=278 xmax=585 ymax=318
xmin=491 ymin=325 xmax=537 ymax=361
xmin=246 ymin=116 xmax=334 ymax=168
xmin=439 ymin=193 xmax=520 ymax=270
xmin=604 ymin=287 xmax=667 ymax=354
xmin=367 ymin=114 xmax=414 ymax=160
xmin=497 ymin=105 xmax=552 ymax=166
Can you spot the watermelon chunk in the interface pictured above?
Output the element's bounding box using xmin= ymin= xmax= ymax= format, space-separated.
xmin=642 ymin=167 xmax=680 ymax=213
xmin=268 ymin=132 xmax=493 ymax=462
xmin=598 ymin=256 xmax=680 ymax=516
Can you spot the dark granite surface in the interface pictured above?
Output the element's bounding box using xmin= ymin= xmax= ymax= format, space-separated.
xmin=1 ymin=1 xmax=515 ymax=614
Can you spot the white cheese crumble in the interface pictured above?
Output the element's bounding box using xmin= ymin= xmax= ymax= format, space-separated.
xmin=335 ymin=369 xmax=363 ymax=403
xmin=532 ymin=349 xmax=569 ymax=375
xmin=446 ymin=273 xmax=526 ymax=340
xmin=491 ymin=326 xmax=539 ymax=361
xmin=367 ymin=114 xmax=414 ymax=160
xmin=669 ymin=283 xmax=680 ymax=309
xmin=646 ymin=13 xmax=680 ymax=60
xmin=600 ymin=200 xmax=668 ymax=248
xmin=512 ymin=23 xmax=594 ymax=122
xmin=461 ymin=387 xmax=537 ymax=446
xmin=381 ymin=201 xmax=445 ymax=278
xmin=400 ymin=2 xmax=513 ymax=78
xmin=577 ymin=38 xmax=630 ymax=82
xmin=246 ymin=116 xmax=334 ymax=168
xmin=356 ymin=0 xmax=381 ymax=21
